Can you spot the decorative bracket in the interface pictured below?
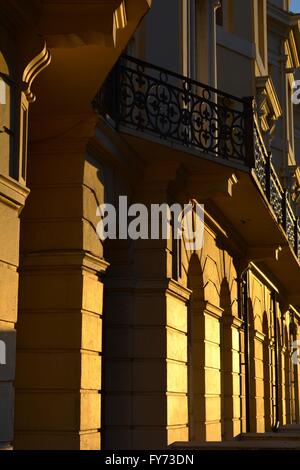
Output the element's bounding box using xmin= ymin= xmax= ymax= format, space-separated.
xmin=22 ymin=43 xmax=51 ymax=103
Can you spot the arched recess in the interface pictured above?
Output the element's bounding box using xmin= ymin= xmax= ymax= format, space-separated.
xmin=276 ymin=317 xmax=283 ymax=424
xmin=220 ymin=278 xmax=241 ymax=440
xmin=292 ymin=320 xmax=300 ymax=423
xmin=283 ymin=324 xmax=291 ymax=424
xmin=187 ymin=253 xmax=205 ymax=441
xmin=247 ymin=299 xmax=258 ymax=432
xmin=262 ymin=311 xmax=272 ymax=430
xmin=290 ymin=320 xmax=299 ymax=423
xmin=0 ymin=51 xmax=13 ymax=177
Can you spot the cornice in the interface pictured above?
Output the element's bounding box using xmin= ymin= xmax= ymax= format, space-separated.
xmin=268 ymin=3 xmax=300 ymax=31
xmin=20 ymin=250 xmax=109 ymax=274
xmin=104 ymin=278 xmax=192 ymax=299
xmin=0 ymin=174 xmax=30 ymax=210
xmin=252 ymin=329 xmax=265 ymax=342
xmin=166 ymin=279 xmax=192 ymax=302
xmin=203 ymin=301 xmax=224 ymax=319
xmin=222 ymin=314 xmax=243 ymax=329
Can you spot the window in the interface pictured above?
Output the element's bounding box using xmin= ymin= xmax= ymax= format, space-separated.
xmin=257 ymin=0 xmax=265 ymax=63
xmin=0 ymin=77 xmax=5 ymax=106
xmin=0 ymin=52 xmax=12 ymax=177
xmin=216 ymin=0 xmax=224 ymax=26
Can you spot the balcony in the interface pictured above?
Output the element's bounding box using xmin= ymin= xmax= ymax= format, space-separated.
xmin=254 ymin=125 xmax=300 ymax=261
xmin=93 ymin=54 xmax=300 ymax=264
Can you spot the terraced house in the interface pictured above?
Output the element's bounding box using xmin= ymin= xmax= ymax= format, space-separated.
xmin=0 ymin=0 xmax=300 ymax=451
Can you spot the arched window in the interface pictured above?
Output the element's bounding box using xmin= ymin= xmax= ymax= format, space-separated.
xmin=0 ymin=52 xmax=13 ymax=177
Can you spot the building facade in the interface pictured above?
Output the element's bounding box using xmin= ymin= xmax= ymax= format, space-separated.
xmin=0 ymin=0 xmax=152 ymax=450
xmin=0 ymin=0 xmax=300 ymax=450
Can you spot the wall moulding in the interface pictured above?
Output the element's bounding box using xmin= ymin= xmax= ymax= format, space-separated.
xmin=0 ymin=174 xmax=30 ymax=212
xmin=202 ymin=301 xmax=224 ymax=319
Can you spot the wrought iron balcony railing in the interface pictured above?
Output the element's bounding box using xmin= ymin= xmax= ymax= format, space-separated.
xmin=254 ymin=120 xmax=299 ymax=260
xmin=94 ymin=54 xmax=300 ymax=263
xmin=94 ymin=54 xmax=251 ymax=165
xmin=298 ymin=223 xmax=300 ymax=260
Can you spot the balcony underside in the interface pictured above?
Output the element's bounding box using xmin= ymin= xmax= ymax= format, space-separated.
xmin=98 ymin=119 xmax=300 ymax=308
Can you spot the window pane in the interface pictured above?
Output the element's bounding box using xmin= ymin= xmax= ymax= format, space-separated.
xmin=0 ymin=77 xmax=11 ymax=175
xmin=0 ymin=78 xmax=6 ymax=105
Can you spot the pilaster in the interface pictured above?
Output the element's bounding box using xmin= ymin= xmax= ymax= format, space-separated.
xmin=14 ymin=119 xmax=109 ymax=449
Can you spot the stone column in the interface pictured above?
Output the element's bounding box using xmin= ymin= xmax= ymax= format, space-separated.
xmin=103 ymin=162 xmax=193 ymax=449
xmin=221 ymin=315 xmax=243 ymax=439
xmin=14 ymin=116 xmax=108 ymax=449
xmin=190 ymin=299 xmax=223 ymax=442
xmin=202 ymin=303 xmax=223 ymax=441
xmin=0 ymin=37 xmax=50 ymax=450
xmin=0 ymin=178 xmax=29 ymax=449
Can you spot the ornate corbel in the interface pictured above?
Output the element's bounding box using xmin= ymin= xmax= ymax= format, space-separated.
xmin=22 ymin=43 xmax=51 ymax=103
xmin=256 ymin=76 xmax=282 ymax=146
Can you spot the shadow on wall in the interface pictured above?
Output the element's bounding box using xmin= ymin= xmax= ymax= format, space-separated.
xmin=262 ymin=311 xmax=273 ymax=431
xmin=187 ymin=253 xmax=205 ymax=442
xmin=247 ymin=300 xmax=258 ymax=433
xmin=0 ymin=330 xmax=16 ymax=447
xmin=220 ymin=278 xmax=236 ymax=441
